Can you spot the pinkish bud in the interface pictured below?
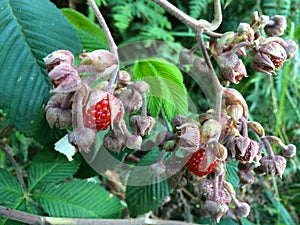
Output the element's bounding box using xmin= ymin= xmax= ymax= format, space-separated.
xmin=118 ymin=70 xmax=131 ymax=83
xmin=45 ymin=94 xmax=72 ymax=129
xmin=238 ymin=163 xmax=256 ymax=185
xmin=284 ymin=40 xmax=299 ymax=59
xmin=131 ymin=115 xmax=155 ymax=136
xmin=203 ymin=200 xmax=229 ymax=223
xmin=264 ymin=15 xmax=287 ymax=37
xmin=251 ymin=40 xmax=287 ymax=75
xmin=48 ymin=63 xmax=82 ymax=93
xmin=226 ymin=105 xmax=243 ymax=122
xmin=44 ymin=50 xmax=74 ymax=72
xmin=80 ymin=50 xmax=118 ymax=72
xmin=220 ymin=59 xmax=247 ymax=83
xmin=237 ymin=23 xmax=255 ymax=42
xmin=236 ymin=139 xmax=259 ymax=164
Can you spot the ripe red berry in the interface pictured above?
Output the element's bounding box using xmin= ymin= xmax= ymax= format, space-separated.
xmin=186 ymin=148 xmax=216 ymax=177
xmin=84 ymin=96 xmax=111 ymax=131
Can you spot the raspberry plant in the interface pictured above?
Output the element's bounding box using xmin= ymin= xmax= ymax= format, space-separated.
xmin=0 ymin=0 xmax=299 ymax=224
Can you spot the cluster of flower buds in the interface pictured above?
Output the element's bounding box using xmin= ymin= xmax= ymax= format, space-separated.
xmin=150 ymin=83 xmax=296 ymax=222
xmin=210 ymin=12 xmax=298 ymax=84
xmin=44 ymin=49 xmax=155 ymax=152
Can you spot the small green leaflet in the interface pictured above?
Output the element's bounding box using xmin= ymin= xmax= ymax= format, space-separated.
xmin=133 ymin=58 xmax=188 ymax=121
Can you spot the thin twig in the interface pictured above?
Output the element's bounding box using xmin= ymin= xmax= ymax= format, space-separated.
xmin=0 ymin=205 xmax=200 ymax=225
xmin=87 ymin=0 xmax=119 ymax=93
xmin=0 ymin=124 xmax=14 ymax=138
xmin=195 ymin=29 xmax=224 ymax=121
xmin=0 ymin=145 xmax=28 ymax=195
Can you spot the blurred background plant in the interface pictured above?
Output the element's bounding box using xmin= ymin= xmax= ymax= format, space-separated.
xmin=0 ymin=0 xmax=299 ymax=224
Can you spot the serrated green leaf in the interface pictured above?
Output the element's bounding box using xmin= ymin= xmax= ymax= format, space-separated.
xmin=28 ymin=152 xmax=81 ymax=192
xmin=0 ymin=0 xmax=81 ymax=141
xmin=0 ymin=169 xmax=26 ymax=225
xmin=125 ymin=149 xmax=170 ymax=216
xmin=225 ymin=160 xmax=239 ymax=188
xmin=0 ymin=168 xmax=24 ymax=208
xmin=61 ymin=8 xmax=108 ymax=51
xmin=133 ymin=58 xmax=188 ymax=121
xmin=33 ymin=180 xmax=122 ymax=218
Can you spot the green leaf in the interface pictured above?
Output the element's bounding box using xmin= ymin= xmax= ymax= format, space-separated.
xmin=61 ymin=8 xmax=108 ymax=52
xmin=28 ymin=151 xmax=81 ymax=192
xmin=133 ymin=58 xmax=188 ymax=121
xmin=0 ymin=0 xmax=81 ymax=140
xmin=125 ymin=149 xmax=170 ymax=216
xmin=0 ymin=169 xmax=25 ymax=225
xmin=33 ymin=180 xmax=122 ymax=218
xmin=225 ymin=160 xmax=239 ymax=188
xmin=0 ymin=168 xmax=24 ymax=208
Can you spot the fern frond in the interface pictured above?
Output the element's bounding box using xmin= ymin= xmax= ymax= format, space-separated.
xmin=189 ymin=0 xmax=213 ymax=19
xmin=111 ymin=2 xmax=136 ymax=31
xmin=140 ymin=25 xmax=174 ymax=41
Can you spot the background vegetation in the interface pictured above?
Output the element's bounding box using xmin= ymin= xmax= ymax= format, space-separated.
xmin=0 ymin=0 xmax=299 ymax=224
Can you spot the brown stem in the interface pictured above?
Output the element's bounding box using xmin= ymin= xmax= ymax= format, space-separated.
xmin=0 ymin=145 xmax=28 ymax=196
xmin=195 ymin=29 xmax=224 ymax=121
xmin=0 ymin=205 xmax=199 ymax=225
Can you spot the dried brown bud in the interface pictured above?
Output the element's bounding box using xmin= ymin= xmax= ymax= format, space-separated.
xmin=251 ymin=38 xmax=287 ymax=75
xmin=131 ymin=115 xmax=155 ymax=136
xmin=264 ymin=15 xmax=287 ymax=37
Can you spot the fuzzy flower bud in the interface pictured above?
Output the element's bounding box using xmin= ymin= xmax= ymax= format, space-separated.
xmin=118 ymin=70 xmax=131 ymax=83
xmin=80 ymin=50 xmax=118 ymax=72
xmin=45 ymin=94 xmax=72 ymax=129
xmin=48 ymin=63 xmax=82 ymax=93
xmin=223 ymin=88 xmax=248 ymax=119
xmin=176 ymin=122 xmax=200 ymax=152
xmin=44 ymin=50 xmax=74 ymax=72
xmin=203 ymin=200 xmax=229 ymax=224
xmin=264 ymin=15 xmax=287 ymax=37
xmin=237 ymin=23 xmax=255 ymax=43
xmin=282 ymin=144 xmax=297 ymax=158
xmin=251 ymin=38 xmax=287 ymax=75
xmin=200 ymin=119 xmax=222 ymax=144
xmin=238 ymin=163 xmax=256 ymax=185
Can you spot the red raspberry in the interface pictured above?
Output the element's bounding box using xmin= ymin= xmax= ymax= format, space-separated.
xmin=84 ymin=96 xmax=111 ymax=131
xmin=186 ymin=148 xmax=216 ymax=177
